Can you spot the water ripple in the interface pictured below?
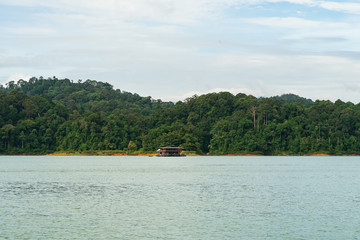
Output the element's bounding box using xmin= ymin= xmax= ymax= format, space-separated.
xmin=1 ymin=156 xmax=360 ymax=239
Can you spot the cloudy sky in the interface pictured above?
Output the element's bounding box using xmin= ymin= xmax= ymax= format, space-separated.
xmin=1 ymin=0 xmax=360 ymax=102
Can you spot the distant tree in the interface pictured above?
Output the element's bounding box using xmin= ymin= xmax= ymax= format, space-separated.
xmin=127 ymin=140 xmax=137 ymax=153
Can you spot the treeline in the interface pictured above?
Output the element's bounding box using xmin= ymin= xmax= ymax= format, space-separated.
xmin=1 ymin=77 xmax=360 ymax=155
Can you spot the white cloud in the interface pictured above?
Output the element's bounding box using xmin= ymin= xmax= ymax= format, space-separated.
xmin=2 ymin=0 xmax=360 ymax=21
xmin=263 ymin=0 xmax=316 ymax=5
xmin=151 ymin=52 xmax=360 ymax=102
xmin=1 ymin=0 xmax=360 ymax=103
xmin=2 ymin=27 xmax=56 ymax=36
xmin=6 ymin=73 xmax=31 ymax=83
xmin=246 ymin=17 xmax=348 ymax=29
xmin=0 ymin=0 xmax=238 ymax=24
xmin=243 ymin=0 xmax=360 ymax=15
xmin=319 ymin=1 xmax=360 ymax=15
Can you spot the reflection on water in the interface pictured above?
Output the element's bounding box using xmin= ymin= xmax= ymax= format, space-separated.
xmin=1 ymin=156 xmax=360 ymax=239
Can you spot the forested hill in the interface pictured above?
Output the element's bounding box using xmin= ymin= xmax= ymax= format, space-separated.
xmin=1 ymin=77 xmax=360 ymax=155
xmin=1 ymin=77 xmax=174 ymax=115
xmin=271 ymin=93 xmax=313 ymax=106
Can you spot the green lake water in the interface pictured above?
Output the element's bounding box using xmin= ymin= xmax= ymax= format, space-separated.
xmin=1 ymin=156 xmax=360 ymax=239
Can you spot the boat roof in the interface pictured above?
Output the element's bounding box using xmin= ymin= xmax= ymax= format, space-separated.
xmin=157 ymin=147 xmax=184 ymax=150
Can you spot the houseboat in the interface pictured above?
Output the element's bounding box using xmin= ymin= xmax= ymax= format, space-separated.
xmin=156 ymin=147 xmax=186 ymax=157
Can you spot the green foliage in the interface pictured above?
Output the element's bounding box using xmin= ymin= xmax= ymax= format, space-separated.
xmin=127 ymin=140 xmax=137 ymax=153
xmin=272 ymin=93 xmax=313 ymax=106
xmin=1 ymin=77 xmax=360 ymax=155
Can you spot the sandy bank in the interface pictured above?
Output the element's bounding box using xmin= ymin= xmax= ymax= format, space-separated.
xmin=46 ymin=152 xmax=157 ymax=156
xmin=309 ymin=153 xmax=331 ymax=156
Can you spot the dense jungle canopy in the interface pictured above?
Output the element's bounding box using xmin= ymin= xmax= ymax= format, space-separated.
xmin=1 ymin=77 xmax=360 ymax=155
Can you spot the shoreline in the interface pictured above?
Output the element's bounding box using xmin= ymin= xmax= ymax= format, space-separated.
xmin=2 ymin=152 xmax=360 ymax=157
xmin=39 ymin=152 xmax=360 ymax=157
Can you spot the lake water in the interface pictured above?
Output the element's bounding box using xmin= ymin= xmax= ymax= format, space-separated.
xmin=1 ymin=156 xmax=360 ymax=239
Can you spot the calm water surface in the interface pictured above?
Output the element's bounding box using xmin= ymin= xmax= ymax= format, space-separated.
xmin=1 ymin=156 xmax=360 ymax=239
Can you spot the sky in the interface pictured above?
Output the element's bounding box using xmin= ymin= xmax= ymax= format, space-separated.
xmin=1 ymin=0 xmax=360 ymax=103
